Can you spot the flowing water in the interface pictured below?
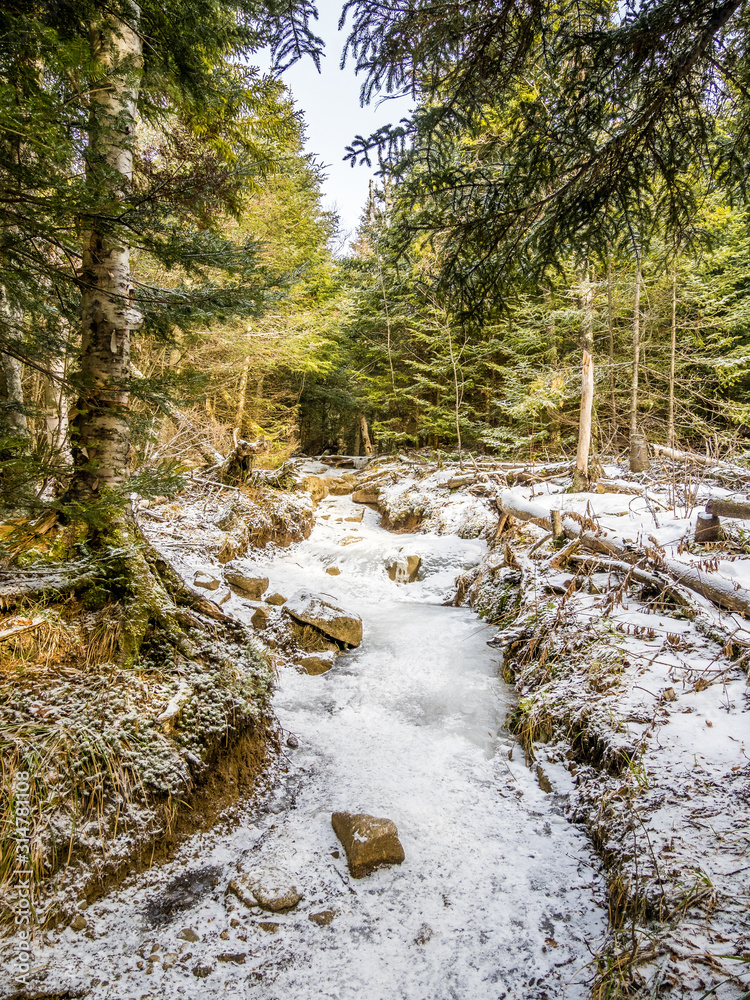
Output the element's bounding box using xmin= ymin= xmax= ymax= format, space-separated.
xmin=28 ymin=485 xmax=607 ymax=999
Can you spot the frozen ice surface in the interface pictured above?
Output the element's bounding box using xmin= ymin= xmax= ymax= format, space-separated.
xmin=10 ymin=491 xmax=607 ymax=999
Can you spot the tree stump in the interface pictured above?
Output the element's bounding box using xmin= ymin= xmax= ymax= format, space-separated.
xmin=629 ymin=433 xmax=651 ymax=473
xmin=694 ymin=512 xmax=723 ymax=544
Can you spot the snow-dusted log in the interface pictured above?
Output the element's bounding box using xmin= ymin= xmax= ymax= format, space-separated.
xmin=705 ymin=499 xmax=750 ymax=520
xmin=496 ymin=489 xmax=750 ymax=617
xmin=651 ymin=444 xmax=750 ymax=477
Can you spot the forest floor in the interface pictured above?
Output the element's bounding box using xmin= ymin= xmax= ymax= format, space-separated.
xmin=1 ymin=449 xmax=749 ymax=999
xmin=371 ymin=451 xmax=750 ymax=998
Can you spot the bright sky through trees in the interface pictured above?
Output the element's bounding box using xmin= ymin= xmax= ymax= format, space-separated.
xmin=271 ymin=3 xmax=409 ymax=247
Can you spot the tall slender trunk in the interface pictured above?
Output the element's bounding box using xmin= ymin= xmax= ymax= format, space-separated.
xmin=71 ymin=5 xmax=143 ymax=496
xmin=630 ymin=258 xmax=642 ymax=442
xmin=359 ymin=414 xmax=373 ymax=455
xmin=667 ymin=270 xmax=677 ymax=448
xmin=235 ymin=357 xmax=250 ymax=437
xmin=445 ymin=322 xmax=463 ymax=468
xmin=629 ymin=255 xmax=650 ymax=472
xmin=573 ymin=265 xmax=594 ymax=491
xmin=1 ymin=343 xmax=29 ymax=443
xmin=607 ymin=259 xmax=616 ymax=438
xmin=377 ymin=257 xmax=396 ymax=398
xmin=44 ymin=350 xmax=72 ymax=465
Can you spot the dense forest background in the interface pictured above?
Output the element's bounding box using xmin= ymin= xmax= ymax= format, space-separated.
xmin=3 ymin=0 xmax=750 ymax=512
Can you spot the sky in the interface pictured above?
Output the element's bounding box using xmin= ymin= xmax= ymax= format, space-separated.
xmin=268 ymin=4 xmax=410 ymax=250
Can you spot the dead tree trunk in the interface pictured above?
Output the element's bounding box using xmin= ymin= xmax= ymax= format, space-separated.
xmin=573 ymin=265 xmax=594 ymax=491
xmin=629 ymin=256 xmax=650 ymax=472
xmin=607 ymin=258 xmax=616 ymax=439
xmin=667 ymin=270 xmax=677 ymax=449
xmin=360 ymin=414 xmax=373 ymax=456
xmin=235 ymin=357 xmax=250 ymax=438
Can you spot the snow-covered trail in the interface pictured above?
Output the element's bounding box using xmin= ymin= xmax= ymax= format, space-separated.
xmin=34 ymin=489 xmax=607 ymax=999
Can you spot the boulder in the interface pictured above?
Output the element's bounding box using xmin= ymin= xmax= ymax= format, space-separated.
xmin=223 ymin=568 xmax=268 ymax=600
xmin=352 ymin=485 xmax=381 ymax=505
xmin=250 ymin=605 xmax=271 ymax=630
xmin=308 ymin=909 xmax=336 ymax=926
xmin=193 ymin=571 xmax=220 ymax=591
xmin=386 ymin=554 xmax=421 ymax=583
xmin=327 ymin=474 xmax=357 ymax=496
xmin=229 ymin=867 xmax=301 ymax=913
xmin=213 ymin=506 xmax=239 ymax=531
xmin=264 ymin=592 xmax=287 ymax=606
xmin=285 ymin=590 xmax=363 ymax=647
xmin=301 ymin=476 xmax=329 ymax=502
xmin=325 ymin=566 xmax=341 ymax=576
xmin=331 ymin=812 xmax=405 ymax=878
xmin=299 ymin=652 xmax=337 ymax=675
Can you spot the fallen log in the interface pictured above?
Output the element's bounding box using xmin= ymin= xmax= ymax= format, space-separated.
xmin=568 ymin=554 xmax=693 ymax=609
xmin=651 ymin=444 xmax=750 ymax=478
xmin=705 ymin=498 xmax=750 ymax=520
xmin=0 ymin=617 xmax=44 ymax=642
xmin=496 ymin=488 xmax=750 ymax=618
xmin=597 ymin=478 xmax=648 ymax=496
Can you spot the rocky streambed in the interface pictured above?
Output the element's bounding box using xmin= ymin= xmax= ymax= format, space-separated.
xmin=4 ymin=469 xmax=610 ymax=999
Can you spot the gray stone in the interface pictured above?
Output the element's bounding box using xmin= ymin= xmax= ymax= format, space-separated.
xmin=331 ymin=812 xmax=405 ymax=878
xmin=285 ymin=590 xmax=363 ymax=647
xmin=213 ymin=506 xmax=239 ymax=531
xmin=70 ymin=914 xmax=87 ymax=932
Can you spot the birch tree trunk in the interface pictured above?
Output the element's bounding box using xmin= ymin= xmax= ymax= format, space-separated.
xmin=44 ymin=350 xmax=71 ymax=465
xmin=0 ymin=292 xmax=29 ymax=443
xmin=70 ymin=5 xmax=143 ymax=496
xmin=572 ymin=265 xmax=594 ymax=491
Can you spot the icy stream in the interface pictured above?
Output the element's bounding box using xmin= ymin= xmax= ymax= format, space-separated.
xmin=34 ymin=488 xmax=607 ymax=999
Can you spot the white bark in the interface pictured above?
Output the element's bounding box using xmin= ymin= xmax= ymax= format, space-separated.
xmin=73 ymin=5 xmax=143 ymax=491
xmin=44 ymin=350 xmax=71 ymax=464
xmin=0 ymin=291 xmax=29 ymax=441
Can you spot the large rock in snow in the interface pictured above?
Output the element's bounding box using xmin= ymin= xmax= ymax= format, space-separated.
xmin=228 ymin=867 xmax=301 ymax=912
xmin=223 ymin=567 xmax=268 ymax=600
xmin=327 ymin=473 xmax=357 ymax=496
xmin=301 ymin=476 xmax=329 ymax=502
xmin=285 ymin=590 xmax=363 ymax=647
xmin=331 ymin=812 xmax=405 ymax=878
xmin=386 ymin=553 xmax=421 ymax=583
